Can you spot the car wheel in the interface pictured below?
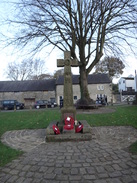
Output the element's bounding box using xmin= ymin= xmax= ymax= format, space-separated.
xmin=4 ymin=107 xmax=8 ymax=110
xmin=16 ymin=106 xmax=20 ymax=110
xmin=36 ymin=105 xmax=40 ymax=109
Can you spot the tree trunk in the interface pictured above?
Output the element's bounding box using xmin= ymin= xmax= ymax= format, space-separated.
xmin=79 ymin=65 xmax=90 ymax=103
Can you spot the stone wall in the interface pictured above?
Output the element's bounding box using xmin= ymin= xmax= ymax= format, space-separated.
xmin=112 ymin=93 xmax=121 ymax=103
xmin=88 ymin=84 xmax=112 ymax=102
xmin=56 ymin=83 xmax=112 ymax=105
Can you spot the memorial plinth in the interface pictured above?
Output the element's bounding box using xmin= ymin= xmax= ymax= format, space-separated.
xmin=46 ymin=120 xmax=92 ymax=142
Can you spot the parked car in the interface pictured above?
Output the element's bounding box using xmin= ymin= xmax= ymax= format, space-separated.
xmin=96 ymin=98 xmax=106 ymax=106
xmin=34 ymin=100 xmax=48 ymax=109
xmin=0 ymin=100 xmax=24 ymax=110
xmin=0 ymin=101 xmax=2 ymax=110
xmin=47 ymin=101 xmax=57 ymax=108
xmin=34 ymin=100 xmax=57 ymax=109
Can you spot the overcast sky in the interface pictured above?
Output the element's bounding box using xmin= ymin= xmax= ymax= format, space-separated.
xmin=0 ymin=0 xmax=137 ymax=83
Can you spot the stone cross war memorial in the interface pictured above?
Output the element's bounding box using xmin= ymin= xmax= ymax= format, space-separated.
xmin=46 ymin=51 xmax=92 ymax=142
xmin=57 ymin=51 xmax=79 ymax=121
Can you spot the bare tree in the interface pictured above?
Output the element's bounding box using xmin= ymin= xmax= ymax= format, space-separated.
xmin=54 ymin=69 xmax=64 ymax=79
xmin=6 ymin=58 xmax=47 ymax=80
xmin=31 ymin=73 xmax=53 ymax=80
xmin=94 ymin=56 xmax=125 ymax=81
xmin=3 ymin=0 xmax=137 ymax=102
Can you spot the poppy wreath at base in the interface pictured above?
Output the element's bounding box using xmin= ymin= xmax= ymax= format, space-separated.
xmin=65 ymin=116 xmax=74 ymax=126
xmin=52 ymin=124 xmax=60 ymax=135
xmin=75 ymin=121 xmax=83 ymax=133
xmin=64 ymin=116 xmax=75 ymax=130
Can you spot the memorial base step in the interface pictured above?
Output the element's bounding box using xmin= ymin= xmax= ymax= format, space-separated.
xmin=46 ymin=120 xmax=92 ymax=142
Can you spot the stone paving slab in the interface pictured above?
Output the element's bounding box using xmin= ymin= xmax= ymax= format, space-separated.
xmin=0 ymin=126 xmax=137 ymax=183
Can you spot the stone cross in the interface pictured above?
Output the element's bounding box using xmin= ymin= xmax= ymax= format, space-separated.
xmin=57 ymin=51 xmax=78 ymax=120
xmin=57 ymin=51 xmax=79 ymax=69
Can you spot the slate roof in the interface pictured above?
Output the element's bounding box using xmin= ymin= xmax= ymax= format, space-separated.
xmin=56 ymin=73 xmax=111 ymax=85
xmin=0 ymin=79 xmax=56 ymax=92
xmin=0 ymin=74 xmax=111 ymax=92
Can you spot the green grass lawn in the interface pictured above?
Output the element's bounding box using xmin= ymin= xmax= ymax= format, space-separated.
xmin=77 ymin=105 xmax=137 ymax=128
xmin=0 ymin=105 xmax=137 ymax=166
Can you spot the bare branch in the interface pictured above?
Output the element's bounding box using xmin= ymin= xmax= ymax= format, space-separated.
xmin=1 ymin=0 xmax=137 ymax=98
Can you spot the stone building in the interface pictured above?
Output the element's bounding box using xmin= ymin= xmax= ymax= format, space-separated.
xmin=56 ymin=74 xmax=112 ymax=105
xmin=0 ymin=79 xmax=56 ymax=108
xmin=0 ymin=73 xmax=112 ymax=107
xmin=118 ymin=75 xmax=136 ymax=102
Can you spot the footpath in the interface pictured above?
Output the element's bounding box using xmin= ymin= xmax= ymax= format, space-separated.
xmin=0 ymin=125 xmax=137 ymax=183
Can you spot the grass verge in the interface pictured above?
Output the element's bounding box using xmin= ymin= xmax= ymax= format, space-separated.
xmin=0 ymin=142 xmax=23 ymax=167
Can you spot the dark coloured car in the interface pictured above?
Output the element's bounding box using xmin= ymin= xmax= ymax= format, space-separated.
xmin=34 ymin=100 xmax=48 ymax=109
xmin=0 ymin=101 xmax=2 ymax=110
xmin=0 ymin=100 xmax=24 ymax=110
xmin=47 ymin=101 xmax=57 ymax=108
xmin=96 ymin=99 xmax=106 ymax=106
xmin=34 ymin=100 xmax=57 ymax=109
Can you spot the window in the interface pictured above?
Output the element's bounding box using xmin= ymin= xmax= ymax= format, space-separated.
xmin=3 ymin=101 xmax=9 ymax=104
xmin=74 ymin=96 xmax=77 ymax=100
xmin=97 ymin=85 xmax=104 ymax=90
xmin=97 ymin=85 xmax=100 ymax=90
xmin=100 ymin=85 xmax=104 ymax=90
xmin=50 ymin=98 xmax=55 ymax=103
xmin=127 ymin=87 xmax=133 ymax=92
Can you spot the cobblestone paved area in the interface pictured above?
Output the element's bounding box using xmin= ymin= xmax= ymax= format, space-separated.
xmin=0 ymin=126 xmax=137 ymax=183
xmin=1 ymin=129 xmax=46 ymax=152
